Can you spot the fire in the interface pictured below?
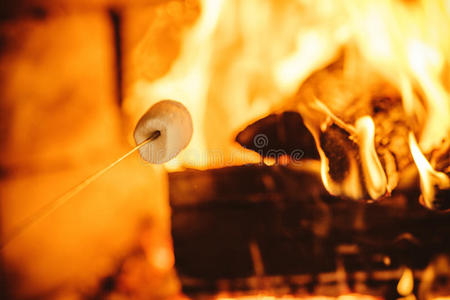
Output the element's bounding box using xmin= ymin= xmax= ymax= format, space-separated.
xmin=2 ymin=0 xmax=450 ymax=298
xmin=354 ymin=116 xmax=388 ymax=199
xmin=409 ymin=133 xmax=450 ymax=209
xmin=127 ymin=0 xmax=450 ymax=201
xmin=397 ymin=267 xmax=414 ymax=297
xmin=297 ymin=99 xmax=367 ymax=200
xmin=126 ymin=0 xmax=347 ymax=170
xmin=216 ymin=294 xmax=381 ymax=300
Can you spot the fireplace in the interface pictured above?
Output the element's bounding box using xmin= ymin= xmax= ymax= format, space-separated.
xmin=0 ymin=0 xmax=449 ymax=299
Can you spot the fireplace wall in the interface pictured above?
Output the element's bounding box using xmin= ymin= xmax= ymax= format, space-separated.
xmin=0 ymin=1 xmax=188 ymax=298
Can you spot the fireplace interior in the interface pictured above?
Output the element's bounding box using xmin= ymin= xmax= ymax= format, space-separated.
xmin=0 ymin=0 xmax=449 ymax=299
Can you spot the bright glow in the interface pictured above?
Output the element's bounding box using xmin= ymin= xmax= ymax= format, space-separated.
xmin=127 ymin=0 xmax=450 ymax=203
xmin=126 ymin=0 xmax=348 ymax=169
xmin=397 ymin=267 xmax=414 ymax=296
xmin=355 ymin=116 xmax=387 ymax=199
xmin=407 ymin=40 xmax=449 ymax=153
xmin=409 ymin=133 xmax=450 ymax=208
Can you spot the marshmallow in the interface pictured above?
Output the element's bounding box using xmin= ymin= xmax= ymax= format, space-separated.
xmin=134 ymin=100 xmax=193 ymax=164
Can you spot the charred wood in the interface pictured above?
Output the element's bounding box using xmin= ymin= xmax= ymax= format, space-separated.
xmin=235 ymin=112 xmax=319 ymax=161
xmin=169 ymin=165 xmax=450 ymax=298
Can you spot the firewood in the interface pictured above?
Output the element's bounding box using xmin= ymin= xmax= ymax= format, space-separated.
xmin=235 ymin=112 xmax=319 ymax=161
xmin=169 ymin=165 xmax=450 ymax=298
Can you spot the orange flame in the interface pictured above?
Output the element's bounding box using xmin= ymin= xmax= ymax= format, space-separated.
xmin=355 ymin=116 xmax=387 ymax=199
xmin=409 ymin=133 xmax=450 ymax=208
xmin=127 ymin=0 xmax=450 ymax=202
xmin=397 ymin=267 xmax=414 ymax=297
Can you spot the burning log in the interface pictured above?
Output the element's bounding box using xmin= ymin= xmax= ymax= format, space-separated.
xmin=169 ymin=165 xmax=450 ymax=298
xmin=289 ymin=57 xmax=413 ymax=202
xmin=235 ymin=111 xmax=319 ymax=161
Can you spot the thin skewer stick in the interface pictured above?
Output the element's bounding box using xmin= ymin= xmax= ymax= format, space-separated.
xmin=0 ymin=131 xmax=161 ymax=249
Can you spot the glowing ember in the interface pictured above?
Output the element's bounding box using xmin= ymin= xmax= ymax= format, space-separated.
xmin=397 ymin=267 xmax=414 ymax=297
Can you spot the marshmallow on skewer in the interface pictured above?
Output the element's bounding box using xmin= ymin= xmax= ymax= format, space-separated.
xmin=134 ymin=100 xmax=193 ymax=164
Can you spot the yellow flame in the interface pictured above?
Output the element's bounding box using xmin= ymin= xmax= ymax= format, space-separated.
xmin=126 ymin=0 xmax=350 ymax=169
xmin=407 ymin=39 xmax=450 ymax=153
xmin=296 ymin=99 xmax=364 ymax=200
xmin=127 ymin=0 xmax=450 ymax=199
xmin=299 ymin=102 xmax=389 ymax=200
xmin=346 ymin=0 xmax=450 ymax=153
xmin=129 ymin=0 xmax=225 ymax=169
xmin=397 ymin=267 xmax=414 ymax=296
xmin=355 ymin=116 xmax=387 ymax=199
xmin=409 ymin=133 xmax=450 ymax=208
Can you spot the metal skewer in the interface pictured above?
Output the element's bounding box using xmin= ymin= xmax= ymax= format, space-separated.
xmin=0 ymin=130 xmax=161 ymax=249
